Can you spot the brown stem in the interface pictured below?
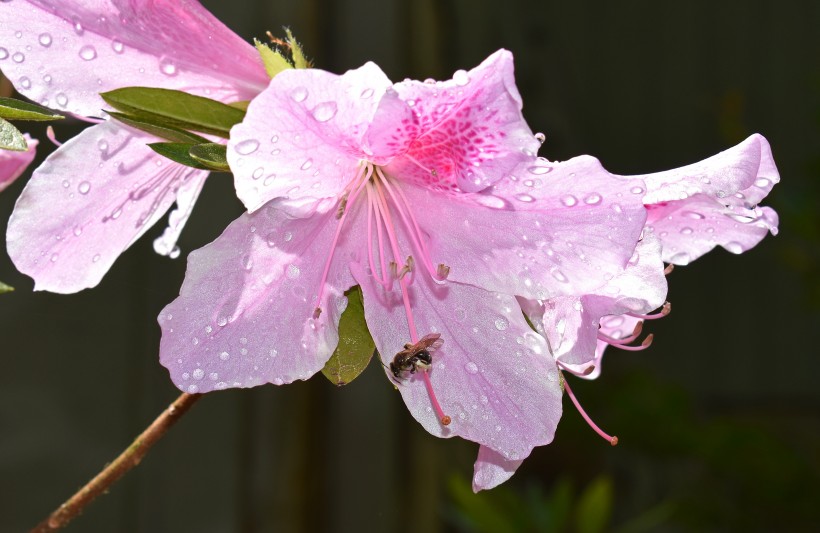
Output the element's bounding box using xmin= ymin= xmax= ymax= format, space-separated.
xmin=30 ymin=392 xmax=202 ymax=533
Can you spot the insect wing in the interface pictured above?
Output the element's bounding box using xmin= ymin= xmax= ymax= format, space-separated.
xmin=417 ymin=333 xmax=444 ymax=353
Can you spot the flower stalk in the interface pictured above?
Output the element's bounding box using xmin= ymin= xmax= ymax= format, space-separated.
xmin=30 ymin=392 xmax=201 ymax=533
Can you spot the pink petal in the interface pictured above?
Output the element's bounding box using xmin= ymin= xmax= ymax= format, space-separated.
xmin=383 ymin=50 xmax=539 ymax=192
xmin=401 ymin=157 xmax=647 ymax=300
xmin=0 ymin=133 xmax=37 ymax=192
xmin=632 ymin=134 xmax=779 ymax=263
xmin=0 ymin=0 xmax=267 ymax=115
xmin=159 ymin=200 xmax=363 ymax=393
xmin=229 ymin=63 xmax=395 ymax=212
xmin=542 ymin=234 xmax=666 ymax=372
xmin=6 ymin=121 xmax=207 ymax=293
xmin=472 ymin=445 xmax=525 ymax=492
xmin=353 ymin=263 xmax=563 ymax=460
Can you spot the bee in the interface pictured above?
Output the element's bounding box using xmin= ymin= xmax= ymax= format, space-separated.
xmin=389 ymin=333 xmax=444 ymax=381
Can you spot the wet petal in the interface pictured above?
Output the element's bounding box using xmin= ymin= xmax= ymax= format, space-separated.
xmin=229 ymin=63 xmax=394 ymax=212
xmin=159 ymin=200 xmax=363 ymax=392
xmin=472 ymin=445 xmax=525 ymax=492
xmin=401 ymin=157 xmax=647 ymax=300
xmin=384 ymin=50 xmax=539 ymax=192
xmin=633 ymin=134 xmax=779 ymax=263
xmin=353 ymin=263 xmax=562 ymax=460
xmin=6 ymin=121 xmax=206 ymax=293
xmin=0 ymin=133 xmax=37 ymax=192
xmin=152 ymin=171 xmax=207 ymax=258
xmin=0 ymin=0 xmax=267 ymax=115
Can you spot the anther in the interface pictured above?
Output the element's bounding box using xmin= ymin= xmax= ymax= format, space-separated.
xmin=336 ymin=192 xmax=349 ymax=220
xmin=628 ymin=302 xmax=671 ymax=320
xmin=436 ymin=263 xmax=450 ymax=279
xmin=562 ymin=376 xmax=618 ymax=446
xmin=389 ymin=261 xmax=399 ymax=279
xmin=397 ymin=256 xmax=414 ymax=279
xmin=313 ymin=307 xmax=322 ymax=319
xmin=46 ymin=126 xmax=62 ymax=147
xmin=663 ymin=263 xmax=675 ymax=275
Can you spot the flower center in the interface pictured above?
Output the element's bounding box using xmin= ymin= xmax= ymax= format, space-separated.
xmin=312 ymin=161 xmax=451 ymax=426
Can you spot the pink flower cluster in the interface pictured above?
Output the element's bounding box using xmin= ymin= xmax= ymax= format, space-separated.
xmin=1 ymin=0 xmax=779 ymax=491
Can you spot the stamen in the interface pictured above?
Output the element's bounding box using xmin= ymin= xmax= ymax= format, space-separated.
xmin=402 ymin=153 xmax=437 ymax=176
xmin=397 ymin=256 xmax=414 ymax=279
xmin=365 ymin=186 xmax=392 ymax=289
xmin=628 ymin=302 xmax=671 ymax=320
xmin=598 ymin=321 xmax=643 ymax=345
xmin=562 ymin=376 xmax=618 ymax=446
xmin=422 ymin=371 xmax=451 ymax=426
xmin=312 ymin=165 xmax=371 ymax=316
xmin=46 ymin=126 xmax=62 ymax=147
xmin=436 ymin=263 xmax=451 ymax=279
xmin=610 ymin=333 xmax=653 ymax=352
xmin=663 ymin=263 xmax=675 ymax=275
xmin=557 ymin=361 xmax=596 ymax=377
xmin=336 ymin=192 xmax=349 ymax=219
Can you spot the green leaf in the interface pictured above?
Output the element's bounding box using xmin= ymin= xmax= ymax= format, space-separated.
xmin=228 ymin=101 xmax=250 ymax=111
xmin=107 ymin=111 xmax=209 ymax=144
xmin=254 ymin=38 xmax=293 ymax=78
xmin=0 ymin=281 xmax=13 ymax=294
xmin=148 ymin=142 xmax=211 ymax=170
xmin=574 ymin=476 xmax=613 ymax=533
xmin=285 ymin=28 xmax=310 ymax=69
xmin=0 ymin=97 xmax=64 ymax=121
xmin=321 ymin=286 xmax=375 ymax=386
xmin=101 ymin=87 xmax=245 ymax=137
xmin=0 ymin=117 xmax=27 ymax=151
xmin=188 ymin=143 xmax=230 ymax=172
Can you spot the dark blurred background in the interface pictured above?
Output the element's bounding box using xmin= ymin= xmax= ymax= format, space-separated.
xmin=1 ymin=0 xmax=819 ymax=531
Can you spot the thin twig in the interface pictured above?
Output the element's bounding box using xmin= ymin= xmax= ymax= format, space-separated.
xmin=30 ymin=392 xmax=201 ymax=532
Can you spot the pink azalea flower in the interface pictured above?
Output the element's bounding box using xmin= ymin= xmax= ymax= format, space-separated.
xmin=0 ymin=0 xmax=268 ymax=292
xmin=0 ymin=133 xmax=37 ymax=193
xmin=159 ymin=51 xmax=650 ymax=465
xmin=634 ymin=134 xmax=779 ymax=264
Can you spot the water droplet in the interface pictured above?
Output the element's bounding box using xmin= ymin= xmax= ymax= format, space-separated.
xmin=92 ymin=254 xmax=100 ymax=263
xmin=300 ymin=158 xmax=313 ymax=170
xmin=252 ymin=167 xmax=264 ymax=180
xmin=56 ymin=93 xmax=68 ymax=107
xmin=187 ymin=384 xmax=199 ymax=393
xmin=527 ymin=165 xmax=551 ymax=175
xmin=680 ymin=226 xmax=693 ymax=234
xmin=159 ymin=57 xmax=177 ymax=76
xmin=534 ymin=132 xmax=546 ymax=144
xmin=630 ymin=185 xmax=645 ymax=195
xmin=272 ymin=378 xmax=284 ymax=386
xmin=111 ymin=39 xmax=124 ymax=53
xmin=584 ymin=192 xmax=602 ymax=205
xmin=754 ymin=177 xmax=771 ymax=188
xmin=283 ymin=231 xmax=293 ymax=242
xmin=682 ymin=211 xmax=705 ymax=220
xmin=50 ymin=253 xmax=58 ymax=263
xmin=219 ymin=351 xmax=230 ymax=361
xmin=291 ymin=86 xmax=308 ymax=102
xmin=551 ymin=269 xmax=568 ymax=283
xmin=360 ymin=87 xmax=374 ymax=99
xmin=234 ymin=139 xmax=259 ymax=155
xmin=43 ymin=74 xmax=52 ymax=84
xmin=38 ymin=33 xmax=52 ymax=47
xmin=73 ymin=227 xmax=83 ymax=236
xmin=217 ymin=316 xmax=228 ymax=327
xmin=515 ymin=193 xmax=534 ymax=203
xmin=287 ymin=264 xmax=301 ymax=279
xmin=494 ymin=317 xmax=509 ymax=331
xmin=78 ymin=181 xmax=91 ymax=194
xmin=0 ymin=48 xmax=8 ymax=60
xmin=11 ymin=51 xmax=24 ymax=63
xmin=192 ymin=369 xmax=205 ymax=380
xmin=79 ymin=45 xmax=97 ymax=61
xmin=19 ymin=76 xmax=30 ymax=89
xmin=62 ymin=180 xmax=70 ymax=188
xmin=73 ymin=21 xmax=84 ymax=35
xmin=669 ymin=251 xmax=691 ymax=265
xmin=465 ymin=361 xmax=479 ymax=374
xmin=725 ymin=241 xmax=743 ymax=254
xmin=312 ymin=101 xmax=338 ymax=122
xmin=561 ymin=194 xmax=577 ymax=207
xmin=453 ymin=69 xmax=470 ymax=86
xmin=547 ymin=370 xmax=558 ymax=382
xmin=209 ymin=373 xmax=219 ymax=381
xmin=270 ymin=134 xmax=279 ymax=143
xmin=241 ymin=254 xmax=253 ymax=270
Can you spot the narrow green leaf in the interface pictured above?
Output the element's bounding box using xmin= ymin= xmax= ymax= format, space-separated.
xmin=254 ymin=38 xmax=293 ymax=78
xmin=107 ymin=111 xmax=209 ymax=144
xmin=0 ymin=281 xmax=13 ymax=294
xmin=0 ymin=117 xmax=27 ymax=151
xmin=574 ymin=476 xmax=613 ymax=533
xmin=0 ymin=97 xmax=64 ymax=121
xmin=321 ymin=286 xmax=376 ymax=386
xmin=188 ymin=143 xmax=230 ymax=172
xmin=101 ymin=87 xmax=245 ymax=137
xmin=148 ymin=142 xmax=211 ymax=170
xmin=228 ymin=101 xmax=250 ymax=111
xmin=285 ymin=28 xmax=310 ymax=69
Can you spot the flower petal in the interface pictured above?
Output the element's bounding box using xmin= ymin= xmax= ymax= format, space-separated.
xmin=0 ymin=133 xmax=37 ymax=192
xmin=401 ymin=157 xmax=647 ymax=300
xmin=159 ymin=201 xmax=362 ymax=393
xmin=229 ymin=63 xmax=394 ymax=212
xmin=0 ymin=0 xmax=267 ymax=115
xmin=384 ymin=50 xmax=539 ymax=192
xmin=472 ymin=445 xmax=525 ymax=492
xmin=6 ymin=121 xmax=207 ymax=293
xmin=352 ymin=263 xmax=563 ymax=460
xmin=542 ymin=234 xmax=666 ymax=371
xmin=632 ymin=134 xmax=779 ymax=263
